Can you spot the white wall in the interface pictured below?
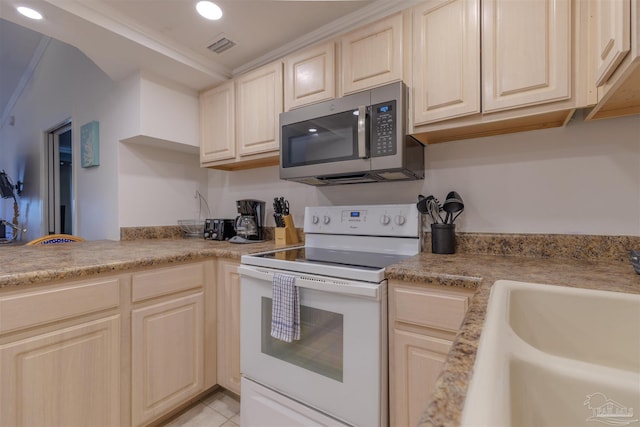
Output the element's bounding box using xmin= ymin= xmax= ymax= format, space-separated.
xmin=1 ymin=39 xmax=210 ymax=240
xmin=116 ymin=72 xmax=209 ymax=228
xmin=119 ymin=71 xmax=201 ymax=154
xmin=139 ymin=72 xmax=199 ymax=149
xmin=0 ymin=39 xmax=121 ymax=241
xmin=3 ymin=39 xmax=638 ymax=239
xmin=207 ymin=112 xmax=640 ymax=236
xmin=118 ymin=144 xmax=209 ymax=227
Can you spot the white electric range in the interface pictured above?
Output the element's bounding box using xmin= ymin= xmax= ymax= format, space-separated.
xmin=239 ymin=204 xmax=421 ymax=427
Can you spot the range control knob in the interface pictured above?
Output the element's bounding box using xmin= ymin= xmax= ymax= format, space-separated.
xmin=394 ymin=215 xmax=406 ymax=226
xmin=323 ymin=216 xmax=331 ymax=225
xmin=380 ymin=215 xmax=391 ymax=225
xmin=312 ymin=215 xmax=320 ymax=224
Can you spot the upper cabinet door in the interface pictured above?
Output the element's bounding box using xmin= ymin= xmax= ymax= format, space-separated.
xmin=236 ymin=62 xmax=283 ymax=157
xmin=200 ymin=81 xmax=236 ymax=164
xmin=412 ymin=0 xmax=480 ymax=125
xmin=341 ymin=13 xmax=403 ymax=95
xmin=592 ymin=0 xmax=631 ymax=87
xmin=482 ymin=0 xmax=572 ymax=113
xmin=285 ymin=41 xmax=336 ymax=110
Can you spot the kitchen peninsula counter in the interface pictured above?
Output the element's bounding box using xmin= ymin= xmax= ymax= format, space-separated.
xmin=385 ymin=252 xmax=640 ymax=427
xmin=2 ymin=237 xmax=638 ymax=427
xmin=0 ymin=239 xmax=293 ymax=289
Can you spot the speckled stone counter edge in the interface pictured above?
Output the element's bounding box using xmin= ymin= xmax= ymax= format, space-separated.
xmin=123 ymin=227 xmax=639 ymax=263
xmin=120 ymin=225 xmax=305 ymax=243
xmin=120 ymin=225 xmax=184 ymax=240
xmin=427 ymin=232 xmax=639 ymax=263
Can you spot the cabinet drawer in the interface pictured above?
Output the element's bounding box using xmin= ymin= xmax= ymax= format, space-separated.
xmin=132 ymin=262 xmax=205 ymax=302
xmin=0 ymin=278 xmax=121 ymax=334
xmin=393 ymin=286 xmax=469 ymax=332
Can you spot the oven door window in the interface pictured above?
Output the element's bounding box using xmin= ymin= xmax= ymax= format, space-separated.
xmin=260 ymin=297 xmax=343 ymax=382
xmin=281 ymin=109 xmax=366 ymax=167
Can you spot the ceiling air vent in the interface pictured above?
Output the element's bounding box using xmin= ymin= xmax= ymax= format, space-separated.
xmin=207 ymin=36 xmax=236 ymax=54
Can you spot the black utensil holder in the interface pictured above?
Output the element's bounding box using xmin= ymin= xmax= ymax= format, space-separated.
xmin=431 ymin=223 xmax=456 ymax=254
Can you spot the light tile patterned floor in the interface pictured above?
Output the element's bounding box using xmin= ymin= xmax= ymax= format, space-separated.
xmin=162 ymin=389 xmax=240 ymax=427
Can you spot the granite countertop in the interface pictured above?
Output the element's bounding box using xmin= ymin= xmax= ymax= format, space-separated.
xmin=2 ymin=235 xmax=638 ymax=426
xmin=385 ymin=252 xmax=640 ymax=427
xmin=0 ymin=238 xmax=299 ymax=288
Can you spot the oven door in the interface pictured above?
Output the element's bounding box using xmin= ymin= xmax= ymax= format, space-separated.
xmin=239 ymin=265 xmax=387 ymax=427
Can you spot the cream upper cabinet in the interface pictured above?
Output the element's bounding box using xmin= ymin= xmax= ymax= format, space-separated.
xmin=200 ymin=61 xmax=282 ymax=170
xmin=411 ymin=0 xmax=586 ymax=143
xmin=341 ymin=13 xmax=404 ymax=95
xmin=482 ymin=0 xmax=572 ymax=113
xmin=216 ymin=258 xmax=242 ymax=395
xmin=200 ymin=81 xmax=235 ymax=163
xmin=412 ymin=0 xmax=480 ymax=125
xmin=236 ymin=61 xmax=283 ymax=157
xmin=586 ymin=0 xmax=640 ymax=120
xmin=592 ymin=0 xmax=631 ymax=87
xmin=285 ymin=41 xmax=336 ymax=110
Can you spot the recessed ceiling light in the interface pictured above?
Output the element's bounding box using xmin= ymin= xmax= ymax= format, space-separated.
xmin=196 ymin=1 xmax=222 ymax=20
xmin=17 ymin=6 xmax=43 ymax=20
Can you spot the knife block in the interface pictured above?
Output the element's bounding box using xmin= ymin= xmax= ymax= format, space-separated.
xmin=275 ymin=215 xmax=299 ymax=245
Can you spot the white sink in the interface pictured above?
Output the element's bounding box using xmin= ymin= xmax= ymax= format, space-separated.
xmin=461 ymin=280 xmax=640 ymax=427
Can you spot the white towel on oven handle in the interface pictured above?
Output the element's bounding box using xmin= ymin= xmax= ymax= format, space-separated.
xmin=270 ymin=273 xmax=300 ymax=342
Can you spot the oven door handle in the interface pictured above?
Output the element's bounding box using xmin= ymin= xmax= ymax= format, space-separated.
xmin=238 ymin=265 xmax=381 ymax=299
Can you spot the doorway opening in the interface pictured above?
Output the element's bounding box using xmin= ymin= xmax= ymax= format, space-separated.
xmin=46 ymin=121 xmax=73 ymax=235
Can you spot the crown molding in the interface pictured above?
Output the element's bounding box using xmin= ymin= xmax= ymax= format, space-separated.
xmin=232 ymin=0 xmax=424 ymax=76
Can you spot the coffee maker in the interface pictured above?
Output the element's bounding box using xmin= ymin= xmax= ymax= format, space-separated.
xmin=235 ymin=199 xmax=265 ymax=241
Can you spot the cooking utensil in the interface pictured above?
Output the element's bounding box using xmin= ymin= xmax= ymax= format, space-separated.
xmin=416 ymin=194 xmax=429 ymax=214
xmin=442 ymin=191 xmax=464 ymax=224
xmin=427 ymin=197 xmax=444 ymax=224
xmin=630 ymin=250 xmax=640 ymax=274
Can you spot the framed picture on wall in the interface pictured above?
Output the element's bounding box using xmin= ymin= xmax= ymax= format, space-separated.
xmin=81 ymin=120 xmax=100 ymax=168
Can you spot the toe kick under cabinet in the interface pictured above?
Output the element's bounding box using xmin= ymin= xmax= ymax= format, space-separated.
xmin=388 ymin=280 xmax=473 ymax=427
xmin=0 ymin=259 xmax=216 ymax=427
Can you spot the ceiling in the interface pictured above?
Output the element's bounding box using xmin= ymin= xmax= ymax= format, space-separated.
xmin=0 ymin=0 xmax=421 ymax=127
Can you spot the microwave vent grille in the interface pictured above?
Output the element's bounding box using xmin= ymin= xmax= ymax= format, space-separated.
xmin=377 ymin=171 xmax=413 ymax=180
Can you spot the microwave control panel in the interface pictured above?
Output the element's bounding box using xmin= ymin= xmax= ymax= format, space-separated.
xmin=370 ymin=100 xmax=397 ymax=157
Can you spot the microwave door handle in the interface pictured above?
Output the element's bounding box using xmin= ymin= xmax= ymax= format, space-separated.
xmin=357 ymin=106 xmax=368 ymax=159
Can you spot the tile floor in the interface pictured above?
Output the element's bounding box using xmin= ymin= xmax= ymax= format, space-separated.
xmin=162 ymin=389 xmax=240 ymax=427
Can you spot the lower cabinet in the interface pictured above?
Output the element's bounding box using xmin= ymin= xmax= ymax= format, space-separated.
xmin=0 ymin=260 xmax=216 ymax=427
xmin=216 ymin=258 xmax=241 ymax=395
xmin=388 ymin=280 xmax=473 ymax=427
xmin=130 ymin=261 xmax=210 ymax=426
xmin=0 ymin=315 xmax=121 ymax=427
xmin=131 ymin=292 xmax=204 ymax=426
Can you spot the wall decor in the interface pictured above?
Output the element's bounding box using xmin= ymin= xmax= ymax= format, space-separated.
xmin=81 ymin=120 xmax=100 ymax=168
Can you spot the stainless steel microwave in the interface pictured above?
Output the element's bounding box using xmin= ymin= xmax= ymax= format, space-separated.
xmin=279 ymin=82 xmax=425 ymax=186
